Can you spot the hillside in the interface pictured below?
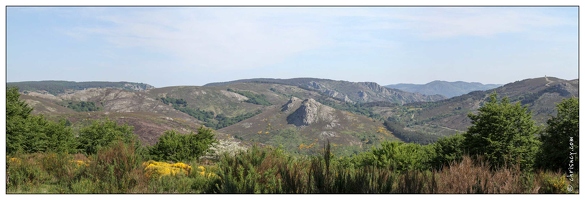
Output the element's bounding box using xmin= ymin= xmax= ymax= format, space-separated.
xmin=11 ymin=76 xmax=576 ymax=153
xmin=18 ymin=87 xmax=209 ymax=145
xmin=205 ymin=78 xmax=446 ymax=104
xmin=386 ymin=81 xmax=502 ymax=98
xmin=218 ymin=97 xmax=400 ymax=156
xmin=8 ymin=80 xmax=155 ymax=95
xmin=373 ymin=77 xmax=578 ymax=142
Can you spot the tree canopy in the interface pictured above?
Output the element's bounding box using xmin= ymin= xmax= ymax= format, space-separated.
xmin=6 ymin=87 xmax=76 ymax=155
xmin=149 ymin=126 xmax=217 ymax=162
xmin=536 ymin=97 xmax=579 ymax=173
xmin=463 ymin=92 xmax=540 ymax=170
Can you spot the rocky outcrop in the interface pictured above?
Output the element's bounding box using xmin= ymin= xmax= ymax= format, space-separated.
xmin=221 ymin=90 xmax=249 ymax=101
xmin=361 ymin=82 xmax=388 ymax=94
xmin=123 ymin=83 xmax=155 ymax=91
xmin=287 ymin=98 xmax=336 ymax=126
xmin=358 ymin=90 xmax=368 ymax=101
xmin=281 ymin=96 xmax=302 ymax=112
xmin=308 ymin=81 xmax=323 ymax=90
xmin=325 ymin=89 xmax=339 ymax=98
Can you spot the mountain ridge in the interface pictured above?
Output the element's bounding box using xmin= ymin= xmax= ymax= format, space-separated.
xmin=385 ymin=80 xmax=502 ymax=98
xmin=11 ymin=76 xmax=577 ymax=152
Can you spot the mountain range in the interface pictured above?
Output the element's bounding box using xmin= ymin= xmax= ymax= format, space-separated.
xmin=385 ymin=81 xmax=502 ymax=98
xmin=8 ymin=76 xmax=578 ymax=156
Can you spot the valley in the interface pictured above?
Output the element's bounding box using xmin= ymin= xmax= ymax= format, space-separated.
xmin=7 ymin=76 xmax=579 ymax=155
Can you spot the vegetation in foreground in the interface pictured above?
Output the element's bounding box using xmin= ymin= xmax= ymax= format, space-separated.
xmin=6 ymin=87 xmax=579 ymax=193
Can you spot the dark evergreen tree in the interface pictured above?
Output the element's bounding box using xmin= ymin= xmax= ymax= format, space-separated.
xmin=6 ymin=87 xmax=77 ymax=154
xmin=536 ymin=97 xmax=579 ymax=173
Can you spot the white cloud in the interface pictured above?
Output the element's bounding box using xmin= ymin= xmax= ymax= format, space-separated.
xmin=386 ymin=7 xmax=575 ymax=39
xmin=60 ymin=7 xmax=576 ymax=74
xmin=69 ymin=8 xmax=328 ymax=71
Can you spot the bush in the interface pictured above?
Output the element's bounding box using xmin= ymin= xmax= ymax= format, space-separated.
xmin=77 ymin=118 xmax=137 ymax=155
xmin=142 ymin=160 xmax=192 ymax=179
xmin=83 ymin=140 xmax=147 ymax=193
xmin=431 ymin=134 xmax=465 ymax=170
xmin=538 ymin=172 xmax=569 ymax=194
xmin=149 ymin=126 xmax=217 ymax=162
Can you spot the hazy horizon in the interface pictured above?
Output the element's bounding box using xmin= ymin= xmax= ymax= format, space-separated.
xmin=7 ymin=7 xmax=578 ymax=88
xmin=8 ymin=75 xmax=572 ymax=88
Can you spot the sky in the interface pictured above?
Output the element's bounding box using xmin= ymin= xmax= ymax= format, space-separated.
xmin=6 ymin=6 xmax=579 ymax=88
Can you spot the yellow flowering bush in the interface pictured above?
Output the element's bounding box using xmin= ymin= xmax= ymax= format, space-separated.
xmin=142 ymin=160 xmax=192 ymax=178
xmin=540 ymin=173 xmax=569 ymax=193
xmin=197 ymin=165 xmax=217 ymax=178
xmin=71 ymin=160 xmax=90 ymax=167
xmin=8 ymin=157 xmax=21 ymax=165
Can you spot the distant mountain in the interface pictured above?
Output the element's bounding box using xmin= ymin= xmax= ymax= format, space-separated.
xmin=373 ymin=77 xmax=578 ymax=142
xmin=206 ymin=78 xmax=446 ymax=104
xmin=7 ymin=80 xmax=155 ymax=95
xmin=13 ymin=76 xmax=576 ymax=153
xmin=385 ymin=81 xmax=502 ymax=98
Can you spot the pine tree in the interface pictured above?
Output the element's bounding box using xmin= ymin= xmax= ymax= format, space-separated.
xmin=6 ymin=87 xmax=76 ymax=154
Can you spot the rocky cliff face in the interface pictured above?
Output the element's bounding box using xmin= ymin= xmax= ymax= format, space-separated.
xmin=281 ymin=96 xmax=302 ymax=112
xmin=286 ymin=98 xmax=336 ymax=126
xmin=123 ymin=83 xmax=155 ymax=91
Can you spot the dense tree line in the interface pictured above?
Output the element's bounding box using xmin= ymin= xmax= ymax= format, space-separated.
xmin=227 ymin=88 xmax=272 ymax=106
xmin=382 ymin=119 xmax=440 ymax=144
xmin=160 ymin=97 xmax=187 ymax=107
xmin=204 ymin=110 xmax=263 ymax=130
xmin=173 ymin=105 xmax=262 ymax=130
xmin=60 ymin=101 xmax=102 ymax=112
xmin=158 ymin=96 xmax=262 ymax=130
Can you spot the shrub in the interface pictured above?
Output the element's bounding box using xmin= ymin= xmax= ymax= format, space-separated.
xmin=142 ymin=160 xmax=192 ymax=179
xmin=84 ymin=140 xmax=147 ymax=193
xmin=149 ymin=126 xmax=216 ymax=162
xmin=77 ymin=118 xmax=137 ymax=155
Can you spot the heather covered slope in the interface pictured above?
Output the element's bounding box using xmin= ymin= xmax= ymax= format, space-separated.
xmin=9 ymin=76 xmax=577 ymax=151
xmin=219 ymin=97 xmax=400 ymax=155
xmin=373 ymin=77 xmax=579 ymax=141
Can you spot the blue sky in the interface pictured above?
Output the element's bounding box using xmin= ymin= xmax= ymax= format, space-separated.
xmin=6 ymin=7 xmax=578 ymax=87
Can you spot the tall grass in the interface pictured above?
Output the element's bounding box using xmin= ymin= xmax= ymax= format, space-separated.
xmin=7 ymin=144 xmax=578 ymax=194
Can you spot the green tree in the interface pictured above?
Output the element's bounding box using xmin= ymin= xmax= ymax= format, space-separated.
xmin=536 ymin=97 xmax=579 ymax=173
xmin=6 ymin=87 xmax=34 ymax=154
xmin=6 ymin=87 xmax=77 ymax=154
xmin=464 ymin=92 xmax=540 ymax=170
xmin=149 ymin=126 xmax=217 ymax=162
xmin=363 ymin=141 xmax=434 ymax=171
xmin=431 ymin=133 xmax=465 ymax=170
xmin=77 ymin=118 xmax=137 ymax=155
